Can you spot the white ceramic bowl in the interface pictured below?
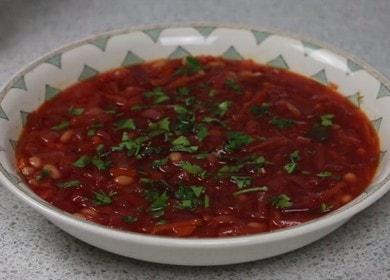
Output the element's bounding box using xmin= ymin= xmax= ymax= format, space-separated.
xmin=1 ymin=23 xmax=390 ymax=266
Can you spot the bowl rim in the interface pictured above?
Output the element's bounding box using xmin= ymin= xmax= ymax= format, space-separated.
xmin=1 ymin=22 xmax=390 ymax=248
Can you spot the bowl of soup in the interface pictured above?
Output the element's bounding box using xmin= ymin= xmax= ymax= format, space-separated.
xmin=0 ymin=23 xmax=389 ymax=265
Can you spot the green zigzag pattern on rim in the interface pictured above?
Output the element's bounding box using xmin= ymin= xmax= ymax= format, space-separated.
xmin=267 ymin=55 xmax=289 ymax=69
xmin=168 ymin=46 xmax=191 ymax=59
xmin=0 ymin=105 xmax=9 ymax=120
xmin=311 ymin=69 xmax=328 ymax=85
xmin=45 ymin=84 xmax=61 ymax=101
xmin=251 ymin=30 xmax=271 ymax=45
xmin=45 ymin=53 xmax=62 ymax=69
xmin=347 ymin=58 xmax=363 ymax=73
xmin=78 ymin=65 xmax=99 ymax=81
xmin=20 ymin=111 xmax=30 ymax=126
xmin=371 ymin=117 xmax=382 ymax=132
xmin=0 ymin=162 xmax=21 ymax=185
xmin=222 ymin=47 xmax=243 ymax=60
xmin=376 ymin=84 xmax=390 ymax=99
xmin=122 ymin=51 xmax=144 ymax=66
xmin=143 ymin=28 xmax=164 ymax=43
xmin=347 ymin=92 xmax=363 ymax=107
xmin=89 ymin=36 xmax=110 ymax=51
xmin=8 ymin=139 xmax=17 ymax=151
xmin=11 ymin=76 xmax=27 ymax=91
xmin=194 ymin=26 xmax=216 ymax=38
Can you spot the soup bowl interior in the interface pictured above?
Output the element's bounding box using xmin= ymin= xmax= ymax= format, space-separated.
xmin=0 ymin=24 xmax=390 ymax=265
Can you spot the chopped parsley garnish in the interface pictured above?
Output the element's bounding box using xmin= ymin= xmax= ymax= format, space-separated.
xmin=270 ymin=117 xmax=295 ymax=129
xmin=202 ymin=117 xmax=226 ymax=127
xmin=115 ymin=118 xmax=136 ymax=130
xmin=230 ymin=176 xmax=252 ymax=189
xmin=177 ymin=87 xmax=190 ymax=96
xmin=112 ymin=132 xmax=149 ymax=158
xmin=144 ymin=87 xmax=170 ymax=104
xmin=175 ymin=112 xmax=195 ymax=135
xmin=284 ymin=150 xmax=300 ymax=174
xmin=175 ymin=185 xmax=205 ymax=209
xmin=170 ymin=136 xmax=198 ymax=153
xmin=224 ymin=78 xmax=241 ymax=92
xmin=317 ymin=171 xmax=332 ymax=178
xmin=320 ymin=203 xmax=332 ymax=213
xmin=250 ymin=103 xmax=270 ymax=116
xmin=73 ymin=155 xmax=90 ymax=168
xmin=217 ymin=164 xmax=243 ymax=176
xmin=87 ymin=122 xmax=103 ymax=137
xmin=51 ymin=121 xmax=70 ymax=131
xmin=68 ymin=107 xmax=84 ymax=116
xmin=122 ymin=215 xmax=138 ymax=224
xmin=179 ymin=161 xmax=207 ymax=178
xmin=195 ymin=123 xmax=208 ymax=141
xmin=185 ymin=96 xmax=196 ymax=106
xmin=174 ymin=105 xmax=187 ymax=114
xmin=233 ymin=186 xmax=268 ymax=196
xmin=216 ymin=100 xmax=231 ymax=116
xmin=36 ymin=169 xmax=51 ymax=181
xmin=225 ymin=131 xmax=253 ymax=152
xmin=153 ymin=158 xmax=168 ymax=168
xmin=320 ymin=114 xmax=334 ymax=127
xmin=271 ymin=194 xmax=293 ymax=209
xmin=149 ymin=117 xmax=170 ymax=134
xmin=91 ymin=157 xmax=111 ymax=170
xmin=149 ymin=191 xmax=169 ymax=218
xmin=176 ymin=56 xmax=203 ymax=76
xmin=93 ymin=191 xmax=113 ymax=205
xmin=56 ymin=180 xmax=81 ymax=188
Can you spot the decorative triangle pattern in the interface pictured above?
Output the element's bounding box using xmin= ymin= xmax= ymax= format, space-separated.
xmin=20 ymin=110 xmax=30 ymax=126
xmin=376 ymin=84 xmax=390 ymax=99
xmin=122 ymin=51 xmax=144 ymax=66
xmin=12 ymin=76 xmax=27 ymax=91
xmin=168 ymin=46 xmax=191 ymax=59
xmin=347 ymin=92 xmax=363 ymax=107
xmin=45 ymin=84 xmax=61 ymax=100
xmin=0 ymin=105 xmax=9 ymax=120
xmin=0 ymin=163 xmax=21 ymax=185
xmin=45 ymin=53 xmax=62 ymax=69
xmin=90 ymin=36 xmax=110 ymax=51
xmin=194 ymin=26 xmax=216 ymax=38
xmin=371 ymin=117 xmax=382 ymax=132
xmin=143 ymin=28 xmax=164 ymax=43
xmin=222 ymin=46 xmax=243 ymax=60
xmin=347 ymin=59 xmax=363 ymax=73
xmin=302 ymin=41 xmax=321 ymax=56
xmin=9 ymin=139 xmax=17 ymax=151
xmin=78 ymin=65 xmax=99 ymax=81
xmin=251 ymin=30 xmax=271 ymax=45
xmin=311 ymin=69 xmax=328 ymax=85
xmin=267 ymin=55 xmax=289 ymax=69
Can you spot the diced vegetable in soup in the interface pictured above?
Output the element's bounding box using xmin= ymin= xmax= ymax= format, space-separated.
xmin=16 ymin=56 xmax=379 ymax=237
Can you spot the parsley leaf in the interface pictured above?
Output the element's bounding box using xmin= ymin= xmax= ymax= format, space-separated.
xmin=174 ymin=105 xmax=187 ymax=114
xmin=175 ymin=185 xmax=205 ymax=209
xmin=217 ymin=164 xmax=243 ymax=176
xmin=153 ymin=158 xmax=168 ymax=168
xmin=149 ymin=117 xmax=170 ymax=133
xmin=233 ymin=186 xmax=268 ymax=196
xmin=179 ymin=161 xmax=207 ymax=178
xmin=149 ymin=191 xmax=169 ymax=218
xmin=225 ymin=131 xmax=253 ymax=152
xmin=68 ymin=107 xmax=84 ymax=116
xmin=320 ymin=114 xmax=334 ymax=127
xmin=111 ymin=132 xmax=149 ymax=158
xmin=317 ymin=171 xmax=332 ymax=178
xmin=195 ymin=123 xmax=208 ymax=141
xmin=176 ymin=56 xmax=203 ymax=76
xmin=115 ymin=118 xmax=136 ymax=130
xmin=284 ymin=150 xmax=300 ymax=174
xmin=250 ymin=103 xmax=270 ymax=116
xmin=216 ymin=100 xmax=231 ymax=116
xmin=36 ymin=169 xmax=51 ymax=181
xmin=56 ymin=180 xmax=80 ymax=188
xmin=224 ymin=79 xmax=241 ymax=92
xmin=93 ymin=191 xmax=113 ymax=205
xmin=144 ymin=87 xmax=170 ymax=104
xmin=170 ymin=136 xmax=198 ymax=153
xmin=271 ymin=194 xmax=293 ymax=209
xmin=51 ymin=121 xmax=70 ymax=131
xmin=270 ymin=117 xmax=295 ymax=129
xmin=230 ymin=176 xmax=252 ymax=189
xmin=177 ymin=87 xmax=190 ymax=96
xmin=73 ymin=155 xmax=90 ymax=168
xmin=122 ymin=215 xmax=138 ymax=224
